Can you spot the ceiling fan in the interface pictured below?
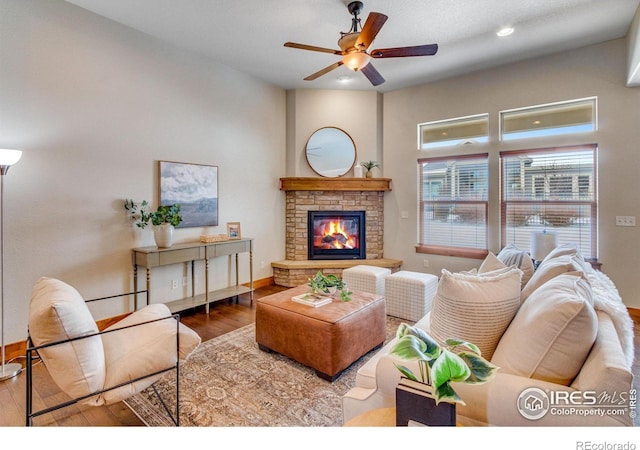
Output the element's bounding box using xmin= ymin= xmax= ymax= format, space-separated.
xmin=284 ymin=1 xmax=438 ymax=87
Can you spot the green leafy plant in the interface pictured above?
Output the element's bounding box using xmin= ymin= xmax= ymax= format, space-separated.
xmin=360 ymin=160 xmax=380 ymax=171
xmin=124 ymin=199 xmax=153 ymax=229
xmin=390 ymin=323 xmax=498 ymax=405
xmin=124 ymin=200 xmax=182 ymax=228
xmin=307 ymin=270 xmax=352 ymax=302
xmin=151 ymin=204 xmax=183 ymax=227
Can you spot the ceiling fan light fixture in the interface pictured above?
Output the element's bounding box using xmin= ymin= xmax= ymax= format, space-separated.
xmin=342 ymin=51 xmax=371 ymax=71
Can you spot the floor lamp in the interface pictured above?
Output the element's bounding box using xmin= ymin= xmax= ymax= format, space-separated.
xmin=0 ymin=149 xmax=22 ymax=382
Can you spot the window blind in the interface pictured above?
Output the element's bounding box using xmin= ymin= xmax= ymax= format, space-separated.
xmin=417 ymin=153 xmax=489 ymax=257
xmin=500 ymin=145 xmax=597 ymax=259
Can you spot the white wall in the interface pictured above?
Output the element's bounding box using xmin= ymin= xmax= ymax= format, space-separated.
xmin=383 ymin=38 xmax=640 ymax=308
xmin=0 ymin=0 xmax=286 ymax=343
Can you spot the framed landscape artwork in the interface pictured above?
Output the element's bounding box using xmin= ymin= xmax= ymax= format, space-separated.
xmin=159 ymin=161 xmax=218 ymax=228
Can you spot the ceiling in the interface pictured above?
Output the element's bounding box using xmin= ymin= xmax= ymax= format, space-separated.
xmin=65 ymin=0 xmax=640 ymax=92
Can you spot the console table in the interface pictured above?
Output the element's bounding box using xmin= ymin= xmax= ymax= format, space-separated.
xmin=132 ymin=238 xmax=253 ymax=314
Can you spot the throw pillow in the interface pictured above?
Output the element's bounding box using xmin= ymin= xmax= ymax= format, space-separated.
xmin=478 ymin=252 xmax=508 ymax=273
xmin=429 ymin=267 xmax=522 ymax=360
xmin=28 ymin=277 xmax=106 ymax=400
xmin=491 ymin=272 xmax=597 ymax=386
xmin=520 ymin=254 xmax=585 ymax=302
xmin=497 ymin=244 xmax=535 ymax=289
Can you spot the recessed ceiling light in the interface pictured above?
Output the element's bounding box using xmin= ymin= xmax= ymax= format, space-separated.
xmin=497 ymin=27 xmax=514 ymax=37
xmin=337 ymin=75 xmax=352 ymax=82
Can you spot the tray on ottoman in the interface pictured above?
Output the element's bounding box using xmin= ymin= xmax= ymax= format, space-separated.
xmin=255 ymin=284 xmax=386 ymax=381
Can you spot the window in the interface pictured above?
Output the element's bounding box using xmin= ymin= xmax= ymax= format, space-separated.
xmin=418 ymin=114 xmax=489 ymax=149
xmin=500 ymin=145 xmax=597 ymax=259
xmin=417 ymin=154 xmax=489 ymax=258
xmin=500 ymin=97 xmax=596 ymax=141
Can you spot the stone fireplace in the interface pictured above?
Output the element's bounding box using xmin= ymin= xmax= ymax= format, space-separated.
xmin=272 ymin=177 xmax=402 ymax=287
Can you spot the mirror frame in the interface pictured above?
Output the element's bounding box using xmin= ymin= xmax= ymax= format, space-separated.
xmin=305 ymin=127 xmax=356 ymax=178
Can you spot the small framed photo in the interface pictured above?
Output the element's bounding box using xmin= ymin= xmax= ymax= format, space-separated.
xmin=226 ymin=222 xmax=241 ymax=240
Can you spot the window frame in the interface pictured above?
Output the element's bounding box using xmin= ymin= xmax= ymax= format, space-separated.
xmin=416 ymin=153 xmax=489 ymax=259
xmin=499 ymin=144 xmax=598 ymax=260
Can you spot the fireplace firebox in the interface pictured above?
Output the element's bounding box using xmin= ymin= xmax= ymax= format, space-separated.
xmin=308 ymin=210 xmax=366 ymax=260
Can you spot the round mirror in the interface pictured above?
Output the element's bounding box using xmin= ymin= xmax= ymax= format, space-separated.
xmin=305 ymin=127 xmax=356 ymax=177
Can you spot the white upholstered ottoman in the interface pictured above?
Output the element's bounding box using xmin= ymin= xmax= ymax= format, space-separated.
xmin=342 ymin=265 xmax=391 ymax=296
xmin=385 ymin=271 xmax=438 ymax=322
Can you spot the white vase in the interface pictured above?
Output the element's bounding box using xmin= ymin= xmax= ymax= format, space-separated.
xmin=154 ymin=224 xmax=175 ymax=248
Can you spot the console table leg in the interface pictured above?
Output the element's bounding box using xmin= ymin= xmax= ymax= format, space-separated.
xmin=205 ymin=258 xmax=209 ymax=314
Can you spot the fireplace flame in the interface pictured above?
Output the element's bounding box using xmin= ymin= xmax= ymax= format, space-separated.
xmin=314 ymin=219 xmax=357 ymax=249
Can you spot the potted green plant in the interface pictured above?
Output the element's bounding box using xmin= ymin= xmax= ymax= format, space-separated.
xmin=151 ymin=204 xmax=182 ymax=248
xmin=360 ymin=160 xmax=380 ymax=178
xmin=307 ymin=270 xmax=352 ymax=302
xmin=124 ymin=200 xmax=183 ymax=247
xmin=390 ymin=323 xmax=498 ymax=426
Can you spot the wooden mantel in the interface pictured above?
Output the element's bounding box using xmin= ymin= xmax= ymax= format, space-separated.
xmin=280 ymin=177 xmax=392 ymax=192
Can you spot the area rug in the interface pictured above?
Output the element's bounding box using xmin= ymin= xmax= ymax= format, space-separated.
xmin=124 ymin=315 xmax=405 ymax=426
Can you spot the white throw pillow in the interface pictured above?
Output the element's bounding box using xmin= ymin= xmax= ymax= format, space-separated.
xmin=429 ymin=267 xmax=522 ymax=360
xmin=497 ymin=244 xmax=535 ymax=289
xmin=521 ymin=254 xmax=585 ymax=302
xmin=478 ymin=252 xmax=507 ymax=273
xmin=28 ymin=277 xmax=106 ymax=401
xmin=491 ymin=272 xmax=597 ymax=386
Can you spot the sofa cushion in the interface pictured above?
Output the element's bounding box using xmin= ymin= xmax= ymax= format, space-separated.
xmin=497 ymin=244 xmax=535 ymax=288
xmin=429 ymin=267 xmax=522 ymax=360
xmin=520 ymin=254 xmax=585 ymax=302
xmin=491 ymin=272 xmax=597 ymax=386
xmin=28 ymin=277 xmax=106 ymax=401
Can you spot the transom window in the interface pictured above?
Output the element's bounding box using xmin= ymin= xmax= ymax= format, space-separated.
xmin=500 ymin=97 xmax=596 ymax=141
xmin=418 ymin=114 xmax=489 ymax=149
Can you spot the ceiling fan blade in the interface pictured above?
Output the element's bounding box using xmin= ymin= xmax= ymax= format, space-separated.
xmin=284 ymin=42 xmax=343 ymax=55
xmin=370 ymin=44 xmax=438 ymax=58
xmin=361 ymin=63 xmax=385 ymax=86
xmin=304 ymin=61 xmax=344 ymax=81
xmin=355 ymin=12 xmax=388 ymax=50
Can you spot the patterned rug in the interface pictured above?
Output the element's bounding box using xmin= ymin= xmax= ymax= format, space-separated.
xmin=124 ymin=316 xmax=405 ymax=426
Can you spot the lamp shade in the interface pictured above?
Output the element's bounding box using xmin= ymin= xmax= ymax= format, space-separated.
xmin=0 ymin=149 xmax=22 ymax=166
xmin=530 ymin=231 xmax=558 ymax=261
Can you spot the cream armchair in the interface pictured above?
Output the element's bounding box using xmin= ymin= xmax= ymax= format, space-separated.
xmin=26 ymin=277 xmax=201 ymax=426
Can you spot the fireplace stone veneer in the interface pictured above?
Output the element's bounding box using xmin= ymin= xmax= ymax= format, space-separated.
xmin=273 ymin=178 xmax=402 ymax=287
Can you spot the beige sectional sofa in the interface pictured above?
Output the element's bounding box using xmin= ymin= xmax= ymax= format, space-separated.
xmin=342 ymin=245 xmax=635 ymax=426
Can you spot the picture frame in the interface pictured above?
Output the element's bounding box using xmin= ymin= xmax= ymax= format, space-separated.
xmin=159 ymin=161 xmax=218 ymax=228
xmin=226 ymin=222 xmax=241 ymax=240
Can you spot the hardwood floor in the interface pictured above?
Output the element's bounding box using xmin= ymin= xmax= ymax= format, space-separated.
xmin=0 ymin=284 xmax=288 ymax=427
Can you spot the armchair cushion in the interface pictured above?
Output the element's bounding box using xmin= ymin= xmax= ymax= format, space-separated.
xmin=28 ymin=277 xmax=106 ymax=401
xmin=100 ymin=303 xmax=201 ymax=405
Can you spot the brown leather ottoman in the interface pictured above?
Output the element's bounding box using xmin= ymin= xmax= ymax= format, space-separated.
xmin=255 ymin=284 xmax=386 ymax=381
